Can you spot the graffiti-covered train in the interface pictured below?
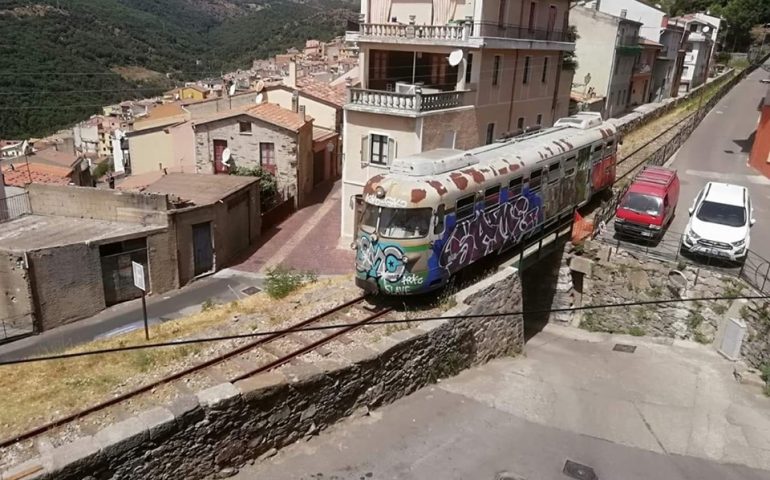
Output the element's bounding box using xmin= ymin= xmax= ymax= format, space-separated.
xmin=353 ymin=112 xmax=619 ymax=295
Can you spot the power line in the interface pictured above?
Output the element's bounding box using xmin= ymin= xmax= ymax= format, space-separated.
xmin=0 ymin=294 xmax=766 ymax=367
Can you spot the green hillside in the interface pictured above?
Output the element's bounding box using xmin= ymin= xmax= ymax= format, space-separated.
xmin=0 ymin=0 xmax=356 ymax=138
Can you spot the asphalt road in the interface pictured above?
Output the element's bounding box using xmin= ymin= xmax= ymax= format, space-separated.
xmin=236 ymin=326 xmax=770 ymax=480
xmin=666 ymin=62 xmax=770 ymax=262
xmin=0 ymin=269 xmax=262 ymax=361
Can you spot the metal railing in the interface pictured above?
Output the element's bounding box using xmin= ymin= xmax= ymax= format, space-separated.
xmin=595 ymin=227 xmax=770 ymax=296
xmin=472 ymin=22 xmax=570 ymax=42
xmin=348 ymin=87 xmax=469 ymax=113
xmin=0 ymin=192 xmax=31 ymax=224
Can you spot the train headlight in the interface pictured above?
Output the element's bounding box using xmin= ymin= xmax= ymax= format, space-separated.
xmin=350 ymin=241 xmax=357 ymax=250
xmin=402 ymin=255 xmax=409 ymax=263
xmin=375 ymin=186 xmax=386 ymax=198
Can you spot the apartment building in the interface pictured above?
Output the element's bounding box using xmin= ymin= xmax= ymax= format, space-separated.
xmin=650 ymin=22 xmax=687 ymax=102
xmin=671 ymin=16 xmax=715 ymax=91
xmin=340 ymin=0 xmax=576 ymax=242
xmin=571 ymin=6 xmax=642 ymax=119
xmin=629 ymin=38 xmax=661 ymax=106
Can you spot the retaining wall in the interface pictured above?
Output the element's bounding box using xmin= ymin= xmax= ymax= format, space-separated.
xmin=2 ymin=266 xmax=524 ymax=480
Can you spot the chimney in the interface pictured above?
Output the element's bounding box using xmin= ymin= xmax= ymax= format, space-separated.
xmin=287 ymin=60 xmax=297 ymax=88
xmin=299 ymin=105 xmax=306 ymax=122
xmin=291 ymin=90 xmax=300 ymax=113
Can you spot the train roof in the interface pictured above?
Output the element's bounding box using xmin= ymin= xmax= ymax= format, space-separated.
xmin=363 ymin=114 xmax=618 ymax=208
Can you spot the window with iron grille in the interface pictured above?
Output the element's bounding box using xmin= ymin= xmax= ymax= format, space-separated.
xmin=260 ymin=142 xmax=275 ymax=169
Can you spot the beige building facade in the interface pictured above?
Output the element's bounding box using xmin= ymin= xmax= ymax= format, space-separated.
xmin=340 ymin=0 xmax=576 ymax=243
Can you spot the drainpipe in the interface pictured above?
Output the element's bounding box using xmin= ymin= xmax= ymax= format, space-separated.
xmin=605 ymin=24 xmax=621 ymax=118
xmin=506 ymin=51 xmax=520 ymax=133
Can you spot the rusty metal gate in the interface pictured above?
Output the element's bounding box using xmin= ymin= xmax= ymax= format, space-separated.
xmin=100 ymin=239 xmax=148 ymax=306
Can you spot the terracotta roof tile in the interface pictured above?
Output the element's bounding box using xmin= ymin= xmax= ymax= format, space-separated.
xmin=296 ymin=79 xmax=347 ymax=107
xmin=2 ymin=163 xmax=72 ymax=187
xmin=245 ymin=103 xmax=311 ymax=131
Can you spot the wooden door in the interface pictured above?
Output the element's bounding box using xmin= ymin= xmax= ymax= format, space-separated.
xmin=192 ymin=222 xmax=214 ymax=276
xmin=213 ymin=140 xmax=228 ymax=174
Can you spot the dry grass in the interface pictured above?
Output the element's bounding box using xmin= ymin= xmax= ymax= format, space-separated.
xmin=0 ymin=276 xmax=353 ymax=440
xmin=110 ymin=66 xmax=166 ymax=82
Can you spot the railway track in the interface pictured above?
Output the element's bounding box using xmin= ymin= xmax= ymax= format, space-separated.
xmin=0 ymin=295 xmax=392 ymax=450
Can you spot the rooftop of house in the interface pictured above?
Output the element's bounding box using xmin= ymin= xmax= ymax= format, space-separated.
xmin=312 ymin=126 xmax=338 ymax=143
xmin=1 ymin=163 xmax=73 ymax=187
xmin=26 ymin=146 xmax=79 ymax=168
xmin=295 ymin=78 xmax=347 ymax=107
xmin=0 ymin=214 xmax=165 ymax=251
xmin=143 ymin=102 xmax=186 ymax=121
xmin=119 ymin=172 xmax=258 ymax=206
xmin=572 ymin=5 xmax=644 ymax=25
xmin=194 ymin=102 xmax=312 ymax=132
xmin=639 ymin=37 xmax=663 ymax=47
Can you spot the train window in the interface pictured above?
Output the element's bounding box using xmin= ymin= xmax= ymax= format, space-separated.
xmin=529 ymin=169 xmax=543 ymax=191
xmin=593 ymin=144 xmax=603 ymax=153
xmin=509 ymin=176 xmax=523 ymax=197
xmin=434 ymin=204 xmax=445 ymax=235
xmin=564 ymin=156 xmax=577 ymax=176
xmin=484 ymin=186 xmax=501 ymax=210
xmin=456 ymin=195 xmax=476 ymax=221
xmin=606 ymin=140 xmax=615 ymax=149
xmin=548 ymin=162 xmax=561 ymax=184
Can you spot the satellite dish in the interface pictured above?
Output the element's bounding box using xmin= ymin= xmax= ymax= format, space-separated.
xmin=222 ymin=148 xmax=232 ymax=167
xmin=255 ymin=80 xmax=265 ymax=92
xmin=255 ymin=93 xmax=265 ymax=104
xmin=702 ymin=26 xmax=711 ymax=33
xmin=448 ymin=49 xmax=464 ymax=67
xmin=228 ymin=84 xmax=236 ymax=96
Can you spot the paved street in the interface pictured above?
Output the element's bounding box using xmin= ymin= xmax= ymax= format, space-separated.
xmin=232 ymin=180 xmax=354 ymax=275
xmin=0 ymin=269 xmax=261 ymax=361
xmin=236 ymin=325 xmax=770 ymax=480
xmin=666 ymin=62 xmax=770 ymax=261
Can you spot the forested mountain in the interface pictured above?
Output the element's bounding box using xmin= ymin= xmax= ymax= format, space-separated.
xmin=0 ymin=0 xmax=357 ymax=138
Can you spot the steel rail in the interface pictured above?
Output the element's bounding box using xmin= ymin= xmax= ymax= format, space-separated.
xmin=0 ymin=294 xmax=369 ymax=450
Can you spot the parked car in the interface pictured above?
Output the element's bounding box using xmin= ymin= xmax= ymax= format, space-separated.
xmin=614 ymin=166 xmax=679 ymax=240
xmin=680 ymin=182 xmax=755 ymax=262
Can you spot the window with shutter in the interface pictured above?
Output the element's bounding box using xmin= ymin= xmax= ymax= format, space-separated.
xmin=360 ymin=135 xmax=369 ymax=165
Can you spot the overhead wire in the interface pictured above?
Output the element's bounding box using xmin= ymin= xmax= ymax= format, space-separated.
xmin=0 ymin=293 xmax=766 ymax=367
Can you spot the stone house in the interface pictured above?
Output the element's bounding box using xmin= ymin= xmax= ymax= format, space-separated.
xmin=192 ymin=102 xmax=314 ymax=207
xmin=0 ymin=176 xmax=260 ymax=339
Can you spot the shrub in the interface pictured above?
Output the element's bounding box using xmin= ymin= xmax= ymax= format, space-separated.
xmin=265 ymin=265 xmax=317 ymax=299
xmin=201 ymin=299 xmax=215 ymax=311
xmin=92 ymin=160 xmax=113 ymax=179
xmin=230 ymin=165 xmax=279 ymax=209
xmin=629 ymin=326 xmax=645 ymax=336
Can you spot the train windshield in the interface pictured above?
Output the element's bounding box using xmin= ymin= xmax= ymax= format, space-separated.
xmin=359 ymin=203 xmax=379 ymax=233
xmin=360 ymin=204 xmax=432 ymax=239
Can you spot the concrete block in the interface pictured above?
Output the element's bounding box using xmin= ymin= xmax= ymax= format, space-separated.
xmin=197 ymin=382 xmax=241 ymax=409
xmin=570 ymin=256 xmax=593 ymax=276
xmin=279 ymin=361 xmax=323 ymax=384
xmin=167 ymin=394 xmax=202 ymax=426
xmin=95 ymin=416 xmax=148 ymax=453
xmin=50 ymin=436 xmax=100 ymax=471
xmin=235 ymin=371 xmax=288 ymax=401
xmin=340 ymin=345 xmax=379 ymax=365
xmin=387 ymin=327 xmax=425 ymax=344
xmin=137 ymin=406 xmax=176 ymax=440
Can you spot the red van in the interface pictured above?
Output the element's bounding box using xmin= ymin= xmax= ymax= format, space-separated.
xmin=614 ymin=166 xmax=680 ymax=239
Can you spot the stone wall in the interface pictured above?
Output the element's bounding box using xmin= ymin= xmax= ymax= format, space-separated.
xmin=2 ymin=266 xmax=524 ymax=480
xmin=564 ymin=241 xmax=769 ymax=369
xmin=0 ymin=251 xmax=35 ymax=335
xmin=29 ymin=243 xmax=105 ymax=331
xmin=27 ymin=184 xmax=169 ymax=226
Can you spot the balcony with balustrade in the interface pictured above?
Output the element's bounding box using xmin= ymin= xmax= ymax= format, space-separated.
xmin=346 ymin=86 xmax=472 ymax=116
xmin=347 ymin=14 xmax=574 ymax=51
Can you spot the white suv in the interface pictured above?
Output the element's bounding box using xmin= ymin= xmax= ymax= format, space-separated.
xmin=680 ymin=182 xmax=755 ymax=262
